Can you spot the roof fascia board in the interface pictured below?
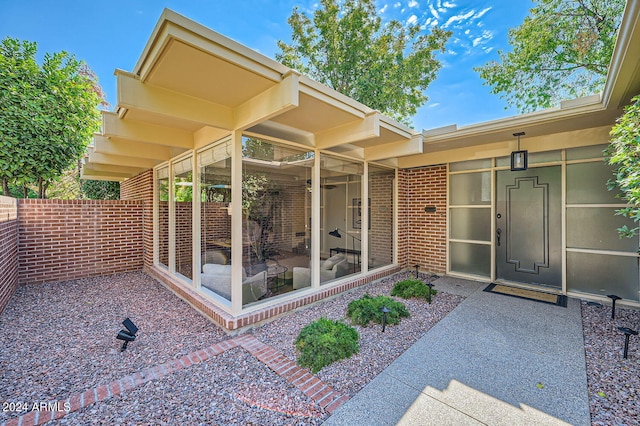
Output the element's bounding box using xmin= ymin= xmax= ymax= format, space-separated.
xmin=93 ymin=135 xmax=173 ymax=161
xmin=365 ymin=134 xmax=423 ymax=162
xmin=80 ymin=170 xmax=128 ymax=181
xmin=315 ymin=112 xmax=379 ymax=149
xmin=116 ymin=70 xmax=234 ymax=130
xmin=422 ymin=100 xmax=606 ymax=145
xmin=135 ymin=9 xmax=287 ymax=83
xmin=299 ymin=76 xmax=370 ymax=119
xmin=88 ymin=147 xmax=159 ymax=169
xmin=234 ymin=71 xmax=300 ymax=130
xmin=601 ymin=0 xmax=640 ymax=109
xmin=102 ymin=111 xmax=193 ymax=149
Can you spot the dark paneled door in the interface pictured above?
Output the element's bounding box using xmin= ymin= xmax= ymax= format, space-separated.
xmin=496 ymin=166 xmax=562 ymax=288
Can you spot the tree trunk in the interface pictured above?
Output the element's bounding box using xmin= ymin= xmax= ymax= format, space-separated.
xmin=23 ymin=186 xmax=28 ymax=199
xmin=1 ymin=179 xmax=8 ymax=197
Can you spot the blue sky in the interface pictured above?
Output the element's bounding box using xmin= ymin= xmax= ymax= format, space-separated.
xmin=0 ymin=0 xmax=533 ymax=130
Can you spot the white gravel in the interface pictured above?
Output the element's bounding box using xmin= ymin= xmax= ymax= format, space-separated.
xmin=2 ymin=271 xmax=637 ymax=425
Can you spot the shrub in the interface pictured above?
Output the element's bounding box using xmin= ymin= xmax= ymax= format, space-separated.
xmin=391 ymin=278 xmax=437 ymax=301
xmin=294 ymin=317 xmax=359 ymax=373
xmin=346 ymin=294 xmax=409 ymax=327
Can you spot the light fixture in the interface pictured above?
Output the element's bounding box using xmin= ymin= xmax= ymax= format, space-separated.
xmin=328 ymin=228 xmax=361 ymax=273
xmin=510 ymin=131 xmax=528 ymax=171
xmin=380 ymin=306 xmax=390 ymax=332
xmin=116 ymin=318 xmax=138 ymax=352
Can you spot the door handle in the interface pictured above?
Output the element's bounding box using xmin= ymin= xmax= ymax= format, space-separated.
xmin=496 ymin=228 xmax=502 ymax=246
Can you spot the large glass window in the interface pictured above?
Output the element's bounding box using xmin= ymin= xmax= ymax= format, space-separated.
xmin=242 ymin=137 xmax=313 ymax=304
xmin=198 ymin=140 xmax=232 ymax=302
xmin=157 ymin=166 xmax=169 ymax=269
xmin=368 ymin=165 xmax=394 ymax=270
xmin=173 ymin=156 xmax=193 ymax=280
xmin=320 ymin=154 xmax=364 ymax=284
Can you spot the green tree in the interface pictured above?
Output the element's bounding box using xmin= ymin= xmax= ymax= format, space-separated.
xmin=277 ymin=0 xmax=450 ymax=124
xmin=475 ymin=0 xmax=625 ymax=113
xmin=0 ymin=37 xmax=102 ymax=198
xmin=605 ymin=94 xmax=640 ymax=238
xmin=81 ymin=179 xmax=120 ymax=200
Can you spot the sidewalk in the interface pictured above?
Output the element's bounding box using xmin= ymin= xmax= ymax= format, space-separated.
xmin=325 ymin=277 xmax=590 ymax=425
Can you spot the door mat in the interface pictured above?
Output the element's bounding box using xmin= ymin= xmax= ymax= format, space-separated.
xmin=484 ymin=283 xmax=567 ymax=307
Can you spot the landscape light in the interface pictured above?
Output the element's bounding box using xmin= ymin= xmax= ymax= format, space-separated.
xmin=116 ymin=318 xmax=138 ymax=352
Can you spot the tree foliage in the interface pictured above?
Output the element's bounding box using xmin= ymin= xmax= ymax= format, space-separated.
xmin=475 ymin=0 xmax=625 ymax=113
xmin=81 ymin=179 xmax=120 ymax=200
xmin=605 ymin=95 xmax=640 ymax=238
xmin=277 ymin=0 xmax=450 ymax=124
xmin=0 ymin=37 xmax=102 ymax=198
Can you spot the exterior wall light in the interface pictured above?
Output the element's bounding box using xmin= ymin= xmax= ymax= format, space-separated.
xmin=511 ymin=131 xmax=528 ymax=171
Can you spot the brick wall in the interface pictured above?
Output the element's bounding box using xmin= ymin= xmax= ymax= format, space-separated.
xmin=18 ymin=199 xmax=144 ymax=285
xmin=0 ymin=196 xmax=18 ymax=314
xmin=398 ymin=165 xmax=447 ymax=274
xmin=120 ymin=170 xmax=153 ymax=268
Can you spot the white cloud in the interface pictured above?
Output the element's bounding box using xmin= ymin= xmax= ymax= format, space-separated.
xmin=407 ymin=14 xmax=418 ymax=25
xmin=428 ymin=4 xmax=440 ymax=19
xmin=408 ymin=0 xmax=418 ymax=8
xmin=472 ymin=7 xmax=492 ymax=20
xmin=378 ymin=3 xmax=388 ymax=13
xmin=442 ymin=1 xmax=456 ymax=7
xmin=428 ymin=102 xmax=441 ymax=108
xmin=393 ymin=2 xmax=401 ymax=8
xmin=443 ymin=10 xmax=475 ymax=28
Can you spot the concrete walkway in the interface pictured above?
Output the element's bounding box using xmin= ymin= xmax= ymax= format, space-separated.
xmin=325 ymin=277 xmax=590 ymax=426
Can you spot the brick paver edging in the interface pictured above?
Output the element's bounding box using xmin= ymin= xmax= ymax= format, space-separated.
xmin=2 ymin=335 xmax=347 ymax=425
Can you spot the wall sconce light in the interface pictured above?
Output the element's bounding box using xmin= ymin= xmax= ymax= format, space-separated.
xmin=511 ymin=132 xmax=528 ymax=171
xmin=116 ymin=318 xmax=138 ymax=352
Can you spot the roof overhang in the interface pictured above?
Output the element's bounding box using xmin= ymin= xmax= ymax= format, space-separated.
xmin=82 ymin=9 xmax=420 ymax=181
xmin=401 ymin=0 xmax=640 ymax=169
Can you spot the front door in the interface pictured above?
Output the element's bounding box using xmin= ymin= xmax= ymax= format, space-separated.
xmin=496 ymin=166 xmax=561 ymax=289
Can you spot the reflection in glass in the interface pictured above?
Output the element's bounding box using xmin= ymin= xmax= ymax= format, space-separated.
xmin=157 ymin=166 xmax=169 ymax=268
xmin=368 ymin=165 xmax=394 ymax=270
xmin=320 ymin=154 xmax=364 ymax=285
xmin=567 ymin=207 xmax=639 ymax=252
xmin=242 ymin=137 xmax=313 ymax=305
xmin=199 ymin=140 xmax=232 ymax=302
xmin=173 ymin=156 xmax=193 ymax=280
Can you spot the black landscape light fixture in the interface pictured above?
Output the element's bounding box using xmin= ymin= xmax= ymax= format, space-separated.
xmin=116 ymin=318 xmax=138 ymax=352
xmin=607 ymin=294 xmax=622 ymax=319
xmin=426 ymin=282 xmax=434 ymax=304
xmin=380 ymin=306 xmax=391 ymax=332
xmin=414 ymin=264 xmax=420 ymax=279
xmin=618 ymin=327 xmax=638 ymax=359
xmin=511 ymin=132 xmax=528 ymax=171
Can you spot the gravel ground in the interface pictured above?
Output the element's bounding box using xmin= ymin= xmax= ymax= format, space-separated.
xmin=3 ymin=271 xmax=638 ymax=425
xmin=251 ymin=272 xmax=464 ymax=398
xmin=54 ymin=347 xmax=326 ymax=426
xmin=582 ymin=301 xmax=640 ymax=426
xmin=0 ymin=272 xmax=227 ymax=423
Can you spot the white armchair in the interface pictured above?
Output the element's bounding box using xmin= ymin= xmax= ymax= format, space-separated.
xmin=292 ymin=254 xmax=349 ymax=290
xmin=201 ymin=263 xmax=267 ymax=304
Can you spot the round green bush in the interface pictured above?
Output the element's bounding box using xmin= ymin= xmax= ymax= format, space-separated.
xmin=346 ymin=294 xmax=409 ymax=327
xmin=294 ymin=317 xmax=359 ymax=373
xmin=391 ymin=278 xmax=437 ymax=301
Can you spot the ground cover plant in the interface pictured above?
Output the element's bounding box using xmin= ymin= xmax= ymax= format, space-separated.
xmin=346 ymin=294 xmax=409 ymax=327
xmin=391 ymin=278 xmax=437 ymax=301
xmin=294 ymin=317 xmax=359 ymax=373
